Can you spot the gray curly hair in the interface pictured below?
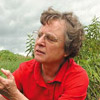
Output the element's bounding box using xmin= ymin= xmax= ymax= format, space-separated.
xmin=40 ymin=8 xmax=84 ymax=59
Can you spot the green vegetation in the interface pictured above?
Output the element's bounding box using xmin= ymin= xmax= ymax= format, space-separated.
xmin=25 ymin=33 xmax=35 ymax=57
xmin=0 ymin=50 xmax=32 ymax=77
xmin=75 ymin=17 xmax=100 ymax=100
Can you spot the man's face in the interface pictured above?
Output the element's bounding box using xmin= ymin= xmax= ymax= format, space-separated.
xmin=34 ymin=20 xmax=67 ymax=64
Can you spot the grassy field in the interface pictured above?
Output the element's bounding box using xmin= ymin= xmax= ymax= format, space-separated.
xmin=0 ymin=50 xmax=32 ymax=77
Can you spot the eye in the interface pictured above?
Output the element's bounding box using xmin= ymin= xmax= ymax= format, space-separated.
xmin=46 ymin=34 xmax=58 ymax=42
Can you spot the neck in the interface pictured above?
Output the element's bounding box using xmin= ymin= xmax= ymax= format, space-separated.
xmin=41 ymin=60 xmax=65 ymax=82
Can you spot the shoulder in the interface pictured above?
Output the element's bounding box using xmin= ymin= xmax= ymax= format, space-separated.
xmin=64 ymin=59 xmax=89 ymax=86
xmin=67 ymin=58 xmax=88 ymax=75
xmin=13 ymin=59 xmax=40 ymax=74
xmin=19 ymin=59 xmax=38 ymax=69
xmin=59 ymin=59 xmax=89 ymax=99
xmin=20 ymin=59 xmax=36 ymax=66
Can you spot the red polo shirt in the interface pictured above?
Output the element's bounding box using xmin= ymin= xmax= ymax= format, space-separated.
xmin=12 ymin=58 xmax=89 ymax=100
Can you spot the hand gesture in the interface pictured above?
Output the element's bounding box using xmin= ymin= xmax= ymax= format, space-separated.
xmin=0 ymin=68 xmax=18 ymax=99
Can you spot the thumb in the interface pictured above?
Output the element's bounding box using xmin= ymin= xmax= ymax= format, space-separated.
xmin=1 ymin=68 xmax=13 ymax=79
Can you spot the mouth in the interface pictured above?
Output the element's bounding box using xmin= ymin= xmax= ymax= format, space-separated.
xmin=35 ymin=49 xmax=45 ymax=55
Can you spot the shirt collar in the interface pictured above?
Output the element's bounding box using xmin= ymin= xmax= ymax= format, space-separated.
xmin=34 ymin=60 xmax=47 ymax=87
xmin=48 ymin=59 xmax=73 ymax=83
xmin=34 ymin=59 xmax=73 ymax=85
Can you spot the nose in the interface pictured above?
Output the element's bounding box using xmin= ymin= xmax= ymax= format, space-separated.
xmin=35 ymin=34 xmax=45 ymax=46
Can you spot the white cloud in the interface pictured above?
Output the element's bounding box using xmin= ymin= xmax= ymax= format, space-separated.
xmin=0 ymin=46 xmax=5 ymax=50
xmin=0 ymin=0 xmax=100 ymax=55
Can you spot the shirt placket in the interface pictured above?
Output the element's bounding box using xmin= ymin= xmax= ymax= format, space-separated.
xmin=47 ymin=83 xmax=56 ymax=100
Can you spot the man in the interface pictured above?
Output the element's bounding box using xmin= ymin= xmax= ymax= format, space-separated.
xmin=0 ymin=8 xmax=89 ymax=100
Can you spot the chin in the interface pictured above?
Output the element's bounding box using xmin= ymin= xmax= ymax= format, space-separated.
xmin=34 ymin=56 xmax=45 ymax=63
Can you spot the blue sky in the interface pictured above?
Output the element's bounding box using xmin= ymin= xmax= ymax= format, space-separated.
xmin=0 ymin=0 xmax=100 ymax=55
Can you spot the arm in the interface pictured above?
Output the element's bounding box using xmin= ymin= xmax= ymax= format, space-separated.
xmin=0 ymin=68 xmax=29 ymax=100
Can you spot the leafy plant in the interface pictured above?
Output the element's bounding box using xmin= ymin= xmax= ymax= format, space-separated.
xmin=75 ymin=17 xmax=100 ymax=100
xmin=25 ymin=33 xmax=36 ymax=57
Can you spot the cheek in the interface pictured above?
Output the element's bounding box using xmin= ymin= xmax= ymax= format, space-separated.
xmin=47 ymin=44 xmax=65 ymax=55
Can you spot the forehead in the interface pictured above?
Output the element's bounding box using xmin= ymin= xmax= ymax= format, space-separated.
xmin=39 ymin=20 xmax=66 ymax=33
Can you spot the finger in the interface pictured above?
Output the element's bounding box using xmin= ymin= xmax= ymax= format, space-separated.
xmin=0 ymin=76 xmax=6 ymax=85
xmin=1 ymin=68 xmax=13 ymax=79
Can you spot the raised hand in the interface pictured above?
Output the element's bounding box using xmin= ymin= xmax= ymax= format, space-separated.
xmin=0 ymin=68 xmax=28 ymax=100
xmin=0 ymin=68 xmax=18 ymax=98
